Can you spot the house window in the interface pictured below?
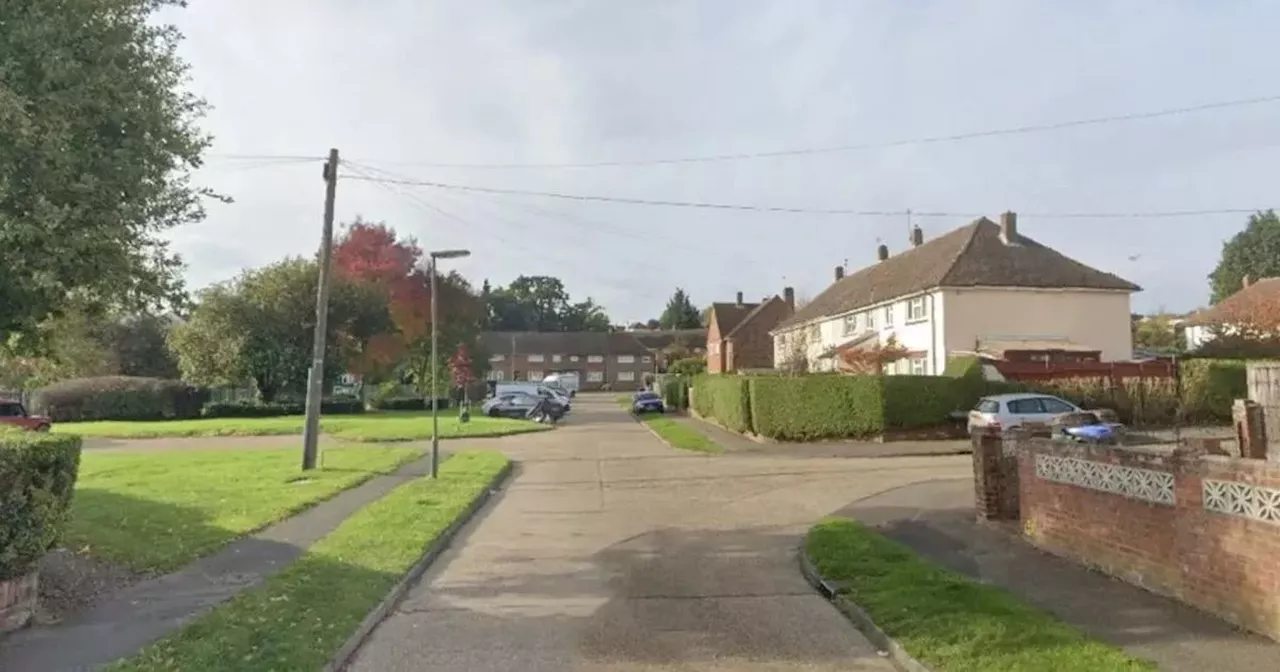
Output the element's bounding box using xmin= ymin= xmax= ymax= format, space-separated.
xmin=910 ymin=356 xmax=927 ymax=375
xmin=617 ymin=371 xmax=636 ymax=382
xmin=587 ymin=370 xmax=604 ymax=382
xmin=486 ymin=370 xmax=504 ymax=381
xmin=617 ymin=354 xmax=635 ymax=364
xmin=641 ymin=355 xmax=652 ymax=363
xmin=528 ymin=354 xmax=545 ymax=363
xmin=527 ymin=370 xmax=543 ymax=381
xmin=808 ymin=325 xmax=820 ymax=341
xmin=884 ymin=304 xmax=894 ymax=328
xmin=552 ymin=354 xmax=562 ymax=363
xmin=710 ymin=342 xmax=719 ymax=355
xmin=866 ymin=310 xmax=876 ymax=330
xmin=570 ymin=355 xmax=580 ymax=362
xmin=842 ymin=314 xmax=858 ymax=335
xmin=907 ymin=297 xmax=927 ymax=322
xmin=587 ymin=355 xmax=603 ymax=363
xmin=490 ymin=354 xmax=505 ymax=362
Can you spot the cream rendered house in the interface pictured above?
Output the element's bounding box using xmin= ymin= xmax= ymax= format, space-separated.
xmin=770 ymin=213 xmax=1140 ymax=374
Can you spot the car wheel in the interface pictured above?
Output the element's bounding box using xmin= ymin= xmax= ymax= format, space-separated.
xmin=488 ymin=408 xmax=501 ymax=418
xmin=36 ymin=424 xmax=50 ymax=432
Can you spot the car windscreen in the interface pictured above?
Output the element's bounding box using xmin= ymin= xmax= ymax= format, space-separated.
xmin=975 ymin=399 xmax=999 ymax=413
xmin=636 ymin=392 xmax=660 ymax=401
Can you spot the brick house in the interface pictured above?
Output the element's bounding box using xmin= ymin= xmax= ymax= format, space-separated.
xmin=479 ymin=331 xmax=670 ymax=391
xmin=630 ymin=328 xmax=707 ymax=372
xmin=1182 ymin=276 xmax=1280 ymax=350
xmin=706 ymin=288 xmax=796 ymax=373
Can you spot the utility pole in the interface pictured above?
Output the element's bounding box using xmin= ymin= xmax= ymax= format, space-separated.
xmin=302 ymin=148 xmax=339 ymax=471
xmin=906 ymin=208 xmax=912 ymax=243
xmin=430 ymin=257 xmax=439 ymax=479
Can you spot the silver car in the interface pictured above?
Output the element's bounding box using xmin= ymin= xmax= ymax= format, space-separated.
xmin=967 ymin=392 xmax=1082 ymax=434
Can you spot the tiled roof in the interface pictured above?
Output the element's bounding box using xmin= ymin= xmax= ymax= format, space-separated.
xmin=1184 ymin=277 xmax=1280 ymax=326
xmin=775 ymin=217 xmax=1140 ymax=331
xmin=725 ymin=296 xmax=783 ymax=339
xmin=630 ymin=329 xmax=707 ymax=350
xmin=478 ymin=330 xmax=660 ymax=356
xmin=710 ymin=302 xmax=759 ymax=337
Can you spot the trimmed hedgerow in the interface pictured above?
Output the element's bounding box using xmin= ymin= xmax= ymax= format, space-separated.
xmin=691 ymin=375 xmax=752 ymax=433
xmin=749 ymin=375 xmax=884 ymax=440
xmin=881 ymin=375 xmax=959 ymax=428
xmin=662 ymin=375 xmax=689 ymax=410
xmin=31 ymin=376 xmax=208 ymax=422
xmin=0 ymin=430 xmax=82 ymax=580
xmin=201 ymin=397 xmax=366 ymax=418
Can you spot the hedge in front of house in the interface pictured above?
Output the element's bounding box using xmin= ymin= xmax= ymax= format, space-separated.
xmin=691 ymin=375 xmax=752 ymax=433
xmin=881 ymin=375 xmax=960 ymax=428
xmin=749 ymin=375 xmax=884 ymax=440
xmin=0 ymin=430 xmax=82 ymax=581
xmin=31 ymin=376 xmax=208 ymax=422
xmin=662 ymin=376 xmax=689 ymax=410
xmin=1180 ymin=358 xmax=1247 ymax=424
xmin=201 ymin=397 xmax=367 ymax=418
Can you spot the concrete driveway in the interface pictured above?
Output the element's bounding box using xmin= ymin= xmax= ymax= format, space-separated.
xmin=347 ymin=395 xmax=972 ymax=671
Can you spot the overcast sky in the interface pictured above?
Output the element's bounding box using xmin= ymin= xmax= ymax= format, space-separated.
xmin=167 ymin=1 xmax=1280 ymax=323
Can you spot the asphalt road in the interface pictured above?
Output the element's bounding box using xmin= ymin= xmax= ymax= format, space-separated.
xmin=346 ymin=395 xmax=970 ymax=671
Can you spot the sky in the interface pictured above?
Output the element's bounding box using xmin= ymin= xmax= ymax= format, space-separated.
xmin=166 ymin=0 xmax=1280 ymax=323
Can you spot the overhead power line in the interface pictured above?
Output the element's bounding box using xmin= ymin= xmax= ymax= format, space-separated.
xmin=353 ymin=93 xmax=1280 ymax=169
xmin=339 ymin=172 xmax=1264 ymax=219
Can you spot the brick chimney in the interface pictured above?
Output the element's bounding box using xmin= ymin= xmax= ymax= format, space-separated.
xmin=1243 ymin=275 xmax=1253 ymax=289
xmin=876 ymin=244 xmax=889 ymax=262
xmin=783 ymin=286 xmax=795 ymax=311
xmin=735 ymin=291 xmax=744 ymax=307
xmin=835 ymin=266 xmax=844 ymax=281
xmin=911 ymin=226 xmax=924 ymax=247
xmin=1000 ymin=211 xmax=1018 ymax=243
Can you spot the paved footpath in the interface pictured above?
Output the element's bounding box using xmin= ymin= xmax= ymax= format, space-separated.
xmin=347 ymin=396 xmax=971 ymax=671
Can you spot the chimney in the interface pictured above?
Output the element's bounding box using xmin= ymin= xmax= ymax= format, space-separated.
xmin=783 ymin=286 xmax=795 ymax=311
xmin=910 ymin=225 xmax=924 ymax=247
xmin=1000 ymin=211 xmax=1018 ymax=243
xmin=1243 ymin=275 xmax=1252 ymax=289
xmin=834 ymin=265 xmax=845 ymax=281
xmin=735 ymin=291 xmax=744 ymax=307
xmin=876 ymin=244 xmax=889 ymax=262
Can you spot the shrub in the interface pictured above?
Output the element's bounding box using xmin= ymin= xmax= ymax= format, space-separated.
xmin=881 ymin=375 xmax=958 ymax=428
xmin=31 ymin=376 xmax=208 ymax=422
xmin=691 ymin=375 xmax=752 ymax=433
xmin=202 ymin=397 xmax=367 ymax=418
xmin=0 ymin=430 xmax=82 ymax=580
xmin=669 ymin=357 xmax=706 ymax=376
xmin=749 ymin=376 xmax=884 ymax=440
xmin=662 ymin=376 xmax=689 ymax=410
xmin=1180 ymin=359 xmax=1247 ymax=423
xmin=368 ymin=397 xmax=452 ymax=411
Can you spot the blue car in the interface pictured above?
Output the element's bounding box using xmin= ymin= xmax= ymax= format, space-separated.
xmin=633 ymin=391 xmax=665 ymax=414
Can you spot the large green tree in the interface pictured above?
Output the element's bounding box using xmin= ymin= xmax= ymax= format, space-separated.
xmin=0 ymin=0 xmax=215 ymax=345
xmin=659 ymin=288 xmax=702 ymax=329
xmin=1209 ymin=210 xmax=1280 ymax=303
xmin=169 ymin=258 xmax=390 ymax=401
xmin=484 ymin=275 xmax=611 ymax=332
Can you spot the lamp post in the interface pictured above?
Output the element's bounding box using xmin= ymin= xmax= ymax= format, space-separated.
xmin=429 ymin=248 xmax=471 ymax=479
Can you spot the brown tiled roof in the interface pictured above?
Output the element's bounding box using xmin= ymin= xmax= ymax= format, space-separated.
xmin=775 ymin=217 xmax=1140 ymax=331
xmin=1184 ymin=278 xmax=1280 ymax=326
xmin=630 ymin=329 xmax=707 ymax=350
xmin=478 ymin=331 xmax=654 ymax=356
xmin=710 ymin=302 xmax=759 ymax=337
xmin=725 ymin=296 xmax=786 ymax=339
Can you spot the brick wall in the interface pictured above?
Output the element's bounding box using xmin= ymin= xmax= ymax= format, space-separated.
xmin=971 ymin=431 xmax=1020 ymax=521
xmin=728 ymin=299 xmax=791 ymax=371
xmin=1013 ymin=437 xmax=1280 ymax=640
xmin=706 ymin=319 xmax=725 ymax=374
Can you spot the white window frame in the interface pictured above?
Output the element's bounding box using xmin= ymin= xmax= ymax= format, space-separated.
xmin=842 ymin=314 xmax=858 ymax=336
xmin=527 ymin=354 xmax=545 ymax=363
xmin=586 ymin=370 xmax=604 ymax=382
xmin=808 ymin=325 xmax=820 ymax=341
xmin=641 ymin=355 xmax=652 ymax=363
xmin=617 ymin=354 xmax=635 ymax=364
xmin=884 ymin=304 xmax=894 ymax=328
xmin=552 ymin=354 xmax=562 ymax=363
xmin=527 ymin=370 xmax=543 ymax=381
xmin=570 ymin=355 xmax=580 ymax=362
xmin=490 ymin=354 xmax=505 ymax=362
xmin=617 ymin=370 xmax=636 ymax=382
xmin=907 ymin=297 xmax=927 ymax=322
xmin=587 ymin=355 xmax=603 ymax=363
xmin=865 ymin=310 xmax=876 ymax=330
xmin=486 ymin=370 xmax=504 ymax=381
xmin=910 ymin=356 xmax=927 ymax=375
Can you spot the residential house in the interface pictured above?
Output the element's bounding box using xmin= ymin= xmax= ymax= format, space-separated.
xmin=479 ymin=331 xmax=667 ymax=390
xmin=769 ymin=213 xmax=1140 ymax=374
xmin=630 ymin=328 xmax=707 ymax=372
xmin=706 ymin=289 xmax=796 ymax=373
xmin=1183 ymin=276 xmax=1280 ymax=350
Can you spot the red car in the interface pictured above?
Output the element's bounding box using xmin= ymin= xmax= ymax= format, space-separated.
xmin=0 ymin=400 xmax=51 ymax=432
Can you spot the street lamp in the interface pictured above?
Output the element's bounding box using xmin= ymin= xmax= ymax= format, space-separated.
xmin=429 ymin=249 xmax=471 ymax=479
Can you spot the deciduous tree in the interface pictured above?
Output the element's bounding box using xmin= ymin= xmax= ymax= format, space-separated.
xmin=834 ymin=335 xmax=909 ymax=375
xmin=1209 ymin=210 xmax=1280 ymax=303
xmin=484 ymin=275 xmax=612 ymax=332
xmin=660 ymin=289 xmax=702 ymax=329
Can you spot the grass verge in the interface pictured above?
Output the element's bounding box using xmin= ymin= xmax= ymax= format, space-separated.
xmin=807 ymin=518 xmax=1154 ymax=671
xmin=109 ymin=451 xmax=509 ymax=672
xmin=637 ymin=414 xmax=722 ymax=453
xmin=54 ymin=411 xmax=549 ymax=441
xmin=67 ymin=446 xmax=419 ymax=572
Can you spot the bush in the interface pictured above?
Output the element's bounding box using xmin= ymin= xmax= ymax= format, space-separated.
xmin=0 ymin=430 xmax=82 ymax=580
xmin=662 ymin=376 xmax=689 ymax=410
xmin=202 ymin=397 xmax=366 ymax=418
xmin=749 ymin=376 xmax=884 ymax=440
xmin=31 ymin=376 xmax=208 ymax=422
xmin=691 ymin=375 xmax=752 ymax=433
xmin=881 ymin=376 xmax=959 ymax=428
xmin=1180 ymin=359 xmax=1247 ymax=423
xmin=367 ymin=397 xmax=452 ymax=411
xmin=669 ymin=357 xmax=707 ymax=376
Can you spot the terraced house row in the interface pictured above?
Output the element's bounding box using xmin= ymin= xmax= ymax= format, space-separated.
xmin=479 ymin=330 xmax=704 ymax=390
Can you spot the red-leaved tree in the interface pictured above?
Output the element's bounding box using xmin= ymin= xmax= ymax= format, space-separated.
xmin=449 ymin=343 xmax=476 ymax=393
xmin=835 ymin=335 xmax=910 ymax=375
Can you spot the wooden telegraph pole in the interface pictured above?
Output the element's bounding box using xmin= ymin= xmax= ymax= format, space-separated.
xmin=302 ymin=148 xmax=340 ymax=471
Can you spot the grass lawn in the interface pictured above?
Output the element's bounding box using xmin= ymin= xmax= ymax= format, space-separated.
xmin=110 ymin=451 xmax=509 ymax=672
xmin=67 ymin=446 xmax=420 ymax=572
xmin=638 ymin=414 xmax=722 ymax=453
xmin=807 ymin=518 xmax=1154 ymax=672
xmin=53 ymin=410 xmax=549 ymax=441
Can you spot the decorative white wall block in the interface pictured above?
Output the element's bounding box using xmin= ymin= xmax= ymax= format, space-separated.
xmin=1203 ymin=479 xmax=1280 ymax=525
xmin=1035 ymin=454 xmax=1175 ymax=505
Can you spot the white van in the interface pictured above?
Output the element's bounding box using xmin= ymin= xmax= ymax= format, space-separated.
xmin=541 ymin=372 xmax=580 ymax=397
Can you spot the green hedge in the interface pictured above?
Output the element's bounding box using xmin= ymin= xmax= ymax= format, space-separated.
xmin=1180 ymin=359 xmax=1247 ymax=423
xmin=201 ymin=397 xmax=366 ymax=418
xmin=0 ymin=430 xmax=82 ymax=580
xmin=691 ymin=375 xmax=752 ymax=433
xmin=749 ymin=376 xmax=885 ymax=440
xmin=662 ymin=376 xmax=689 ymax=410
xmin=881 ymin=376 xmax=960 ymax=428
xmin=668 ymin=357 xmax=706 ymax=376
xmin=31 ymin=376 xmax=208 ymax=422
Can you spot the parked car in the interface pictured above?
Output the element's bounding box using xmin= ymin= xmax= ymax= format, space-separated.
xmin=632 ymin=391 xmax=665 ymax=414
xmin=493 ymin=382 xmax=571 ymax=411
xmin=967 ymin=393 xmax=1082 ymax=435
xmin=483 ymin=392 xmax=566 ymax=419
xmin=0 ymin=400 xmax=51 ymax=432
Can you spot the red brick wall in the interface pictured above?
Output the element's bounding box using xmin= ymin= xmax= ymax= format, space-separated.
xmin=728 ymin=299 xmax=791 ymax=371
xmin=706 ymin=316 xmax=725 ymax=374
xmin=1016 ymin=438 xmax=1280 ymax=639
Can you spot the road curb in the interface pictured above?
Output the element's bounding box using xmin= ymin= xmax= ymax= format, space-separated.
xmin=798 ymin=535 xmax=934 ymax=672
xmin=323 ymin=460 xmax=515 ymax=672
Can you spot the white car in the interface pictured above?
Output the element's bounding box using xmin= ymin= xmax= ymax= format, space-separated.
xmin=967 ymin=392 xmax=1082 ymax=435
